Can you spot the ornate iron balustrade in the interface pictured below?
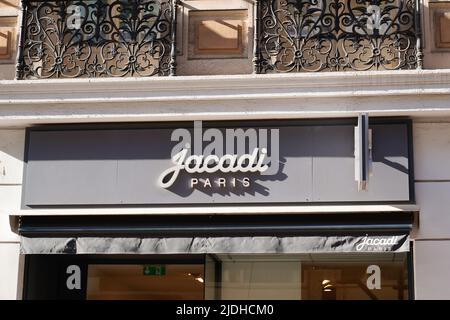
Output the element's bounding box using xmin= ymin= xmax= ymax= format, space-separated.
xmin=16 ymin=0 xmax=423 ymax=79
xmin=253 ymin=0 xmax=423 ymax=72
xmin=16 ymin=0 xmax=177 ymax=79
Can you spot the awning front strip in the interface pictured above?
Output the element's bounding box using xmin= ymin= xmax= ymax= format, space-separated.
xmin=20 ymin=234 xmax=410 ymax=255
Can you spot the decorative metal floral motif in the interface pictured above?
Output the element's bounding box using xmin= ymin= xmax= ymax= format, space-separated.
xmin=259 ymin=0 xmax=419 ymax=72
xmin=19 ymin=0 xmax=173 ymax=79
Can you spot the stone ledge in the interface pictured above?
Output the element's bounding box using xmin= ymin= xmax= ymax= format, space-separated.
xmin=0 ymin=70 xmax=450 ymax=127
xmin=3 ymin=69 xmax=450 ymax=95
xmin=8 ymin=204 xmax=420 ymax=216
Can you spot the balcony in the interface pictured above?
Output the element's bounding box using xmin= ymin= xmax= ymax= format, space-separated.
xmin=15 ymin=0 xmax=423 ymax=79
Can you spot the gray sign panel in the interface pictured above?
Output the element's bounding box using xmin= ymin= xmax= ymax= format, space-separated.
xmin=23 ymin=120 xmax=412 ymax=207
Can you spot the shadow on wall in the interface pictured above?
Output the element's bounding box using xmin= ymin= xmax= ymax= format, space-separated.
xmin=0 ymin=130 xmax=25 ymax=163
xmin=0 ymin=130 xmax=25 ymax=196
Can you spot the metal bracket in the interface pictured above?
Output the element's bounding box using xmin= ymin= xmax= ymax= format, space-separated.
xmin=355 ymin=113 xmax=372 ymax=191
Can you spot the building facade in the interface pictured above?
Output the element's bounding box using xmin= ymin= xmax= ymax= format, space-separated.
xmin=0 ymin=0 xmax=450 ymax=300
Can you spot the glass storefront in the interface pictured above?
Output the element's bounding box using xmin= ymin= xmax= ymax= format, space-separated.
xmin=205 ymin=253 xmax=409 ymax=300
xmin=87 ymin=264 xmax=205 ymax=300
xmin=24 ymin=253 xmax=410 ymax=300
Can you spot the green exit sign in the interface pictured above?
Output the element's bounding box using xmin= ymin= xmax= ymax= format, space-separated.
xmin=143 ymin=264 xmax=166 ymax=276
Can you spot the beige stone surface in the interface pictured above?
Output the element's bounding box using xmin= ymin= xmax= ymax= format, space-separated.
xmin=0 ymin=63 xmax=13 ymax=79
xmin=1 ymin=69 xmax=450 ymax=127
xmin=413 ymin=123 xmax=450 ymax=181
xmin=414 ymin=182 xmax=450 ymax=239
xmin=0 ymin=129 xmax=24 ymax=185
xmin=0 ymin=243 xmax=19 ymax=300
xmin=0 ymin=0 xmax=19 ymax=9
xmin=414 ymin=240 xmax=450 ymax=299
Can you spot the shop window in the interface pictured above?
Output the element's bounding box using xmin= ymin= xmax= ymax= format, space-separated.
xmin=86 ymin=264 xmax=204 ymax=300
xmin=261 ymin=0 xmax=416 ymax=71
xmin=206 ymin=253 xmax=409 ymax=300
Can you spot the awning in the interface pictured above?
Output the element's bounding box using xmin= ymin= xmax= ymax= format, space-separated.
xmin=17 ymin=213 xmax=413 ymax=254
xmin=21 ymin=234 xmax=410 ymax=254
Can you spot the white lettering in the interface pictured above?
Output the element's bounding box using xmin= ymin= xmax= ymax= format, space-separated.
xmin=158 ymin=148 xmax=268 ymax=188
xmin=203 ymin=178 xmax=211 ymax=188
xmin=176 ymin=304 xmax=210 ymax=318
xmin=158 ymin=148 xmax=189 ymax=189
xmin=203 ymin=155 xmax=220 ymax=173
xmin=356 ymin=235 xmax=399 ymax=251
xmin=218 ymin=154 xmax=237 ymax=173
xmin=185 ymin=155 xmax=203 ymax=173
xmin=190 ymin=178 xmax=198 ymax=188
xmin=217 ymin=178 xmax=226 ymax=187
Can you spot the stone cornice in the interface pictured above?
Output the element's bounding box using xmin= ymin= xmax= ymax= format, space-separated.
xmin=1 ymin=70 xmax=450 ymax=127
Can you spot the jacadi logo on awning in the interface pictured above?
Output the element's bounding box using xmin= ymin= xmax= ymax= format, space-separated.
xmin=158 ymin=121 xmax=279 ymax=190
xmin=356 ymin=235 xmax=399 ymax=252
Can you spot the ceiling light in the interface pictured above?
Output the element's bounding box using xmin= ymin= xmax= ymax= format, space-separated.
xmin=195 ymin=276 xmax=204 ymax=283
xmin=188 ymin=273 xmax=204 ymax=283
xmin=322 ymin=279 xmax=334 ymax=292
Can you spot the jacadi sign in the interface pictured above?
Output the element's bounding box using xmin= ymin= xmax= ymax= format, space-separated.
xmin=158 ymin=121 xmax=280 ymax=190
xmin=22 ymin=119 xmax=412 ymax=207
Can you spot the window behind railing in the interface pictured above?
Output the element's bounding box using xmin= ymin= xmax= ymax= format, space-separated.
xmin=16 ymin=0 xmax=174 ymax=79
xmin=256 ymin=0 xmax=422 ymax=72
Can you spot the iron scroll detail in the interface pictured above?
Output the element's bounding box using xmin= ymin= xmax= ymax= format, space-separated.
xmin=258 ymin=0 xmax=420 ymax=72
xmin=19 ymin=0 xmax=174 ymax=79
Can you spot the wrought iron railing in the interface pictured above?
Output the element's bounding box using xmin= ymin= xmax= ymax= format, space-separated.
xmin=16 ymin=0 xmax=422 ymax=79
xmin=254 ymin=0 xmax=423 ymax=72
xmin=16 ymin=0 xmax=177 ymax=79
